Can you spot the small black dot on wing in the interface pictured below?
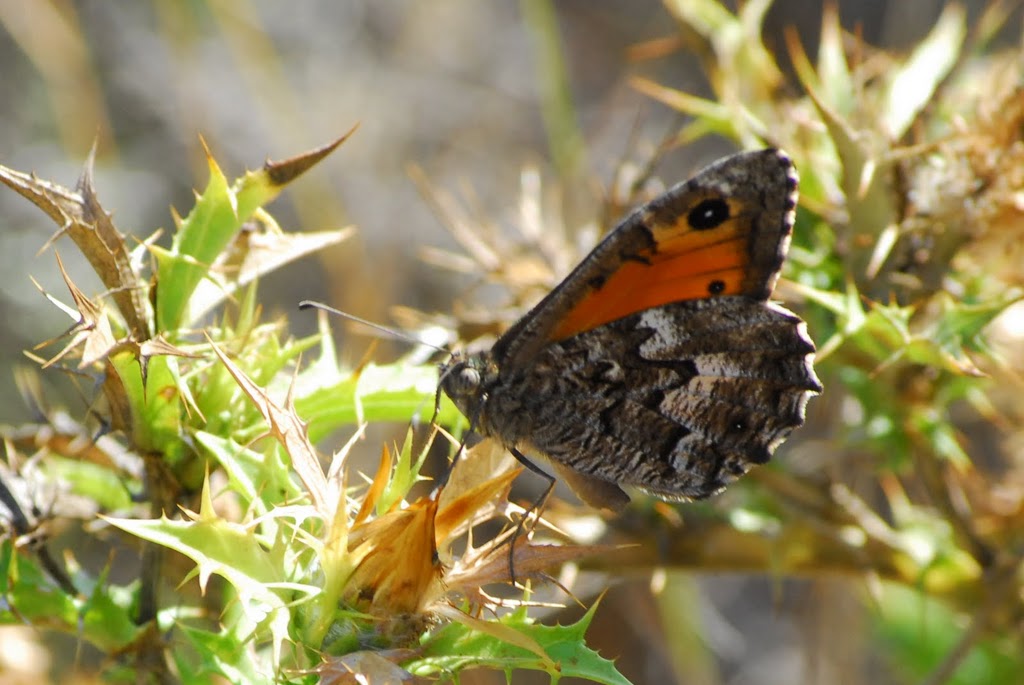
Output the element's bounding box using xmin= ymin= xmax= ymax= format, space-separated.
xmin=688 ymin=198 xmax=730 ymax=230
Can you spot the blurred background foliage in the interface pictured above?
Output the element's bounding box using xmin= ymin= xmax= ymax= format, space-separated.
xmin=3 ymin=1 xmax=1024 ymax=684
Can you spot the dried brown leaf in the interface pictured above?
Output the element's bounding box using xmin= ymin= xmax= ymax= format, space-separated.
xmin=39 ymin=252 xmax=117 ymax=368
xmin=206 ymin=338 xmax=328 ymax=514
xmin=445 ymin=536 xmax=613 ymax=594
xmin=131 ymin=335 xmax=200 ymax=388
xmin=189 ymin=220 xmax=353 ymax=323
xmin=135 ymin=336 xmax=197 ymax=360
xmin=263 ymin=125 xmax=358 ymax=187
xmin=353 ymin=445 xmax=394 ymax=526
xmin=346 ymin=496 xmax=440 ymax=615
xmin=0 ymin=148 xmax=149 ymax=338
xmin=435 ymin=446 xmax=520 ymax=551
xmin=101 ymin=357 xmax=134 ymax=434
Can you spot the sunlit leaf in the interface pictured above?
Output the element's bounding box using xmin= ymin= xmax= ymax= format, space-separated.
xmin=882 ymin=4 xmax=965 ymax=138
xmin=411 ymin=602 xmax=630 ymax=685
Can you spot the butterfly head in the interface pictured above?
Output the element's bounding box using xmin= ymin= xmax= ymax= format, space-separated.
xmin=438 ymin=351 xmax=497 ymax=426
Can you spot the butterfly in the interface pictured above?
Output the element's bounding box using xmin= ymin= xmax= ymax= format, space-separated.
xmin=439 ymin=149 xmax=821 ymax=511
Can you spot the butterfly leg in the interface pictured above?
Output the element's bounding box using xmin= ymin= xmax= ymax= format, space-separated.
xmin=508 ymin=446 xmax=557 ymax=485
xmin=430 ymin=430 xmax=473 ymax=497
xmin=507 ymin=447 xmax=556 ymax=586
xmin=430 ymin=389 xmax=482 ymax=497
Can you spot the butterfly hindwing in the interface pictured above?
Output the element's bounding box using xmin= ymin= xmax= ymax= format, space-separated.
xmin=478 ymin=297 xmax=819 ymax=504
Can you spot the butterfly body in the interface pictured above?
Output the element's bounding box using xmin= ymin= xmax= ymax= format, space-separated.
xmin=440 ymin=149 xmax=821 ymax=509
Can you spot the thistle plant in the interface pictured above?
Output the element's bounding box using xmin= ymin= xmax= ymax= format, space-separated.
xmin=0 ymin=132 xmax=628 ymax=683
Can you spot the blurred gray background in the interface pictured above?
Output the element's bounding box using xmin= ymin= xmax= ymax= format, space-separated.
xmin=0 ymin=2 xmax=1005 ymax=683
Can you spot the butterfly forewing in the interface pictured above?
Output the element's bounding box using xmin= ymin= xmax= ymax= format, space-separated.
xmin=493 ymin=149 xmax=799 ymax=365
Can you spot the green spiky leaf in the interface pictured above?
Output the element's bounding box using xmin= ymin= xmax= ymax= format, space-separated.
xmin=409 ymin=602 xmax=630 ymax=685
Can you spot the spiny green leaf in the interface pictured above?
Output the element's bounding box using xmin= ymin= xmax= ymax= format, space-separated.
xmin=926 ymin=291 xmax=1024 ymax=356
xmin=177 ymin=624 xmax=268 ymax=685
xmin=295 ymin=362 xmax=463 ymax=444
xmin=882 ymin=3 xmax=965 ymax=138
xmin=629 ymin=78 xmax=744 ymax=144
xmin=43 ymin=456 xmax=133 ymax=511
xmin=104 ymin=479 xmax=317 ymax=672
xmin=107 ymin=350 xmax=191 ymax=470
xmin=904 ymin=292 xmax=1019 ymax=377
xmin=155 ymin=152 xmax=237 ymax=333
xmin=815 ymin=4 xmax=854 ymax=115
xmin=155 ymin=133 xmax=352 ymax=333
xmin=0 ymin=540 xmax=141 ymax=653
xmin=194 ymin=431 xmax=303 ymax=513
xmin=373 ymin=427 xmax=432 ymax=517
xmin=409 ymin=602 xmax=630 ymax=685
xmin=104 ymin=511 xmax=282 ymax=593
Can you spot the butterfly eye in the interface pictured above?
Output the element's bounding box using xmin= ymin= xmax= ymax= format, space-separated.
xmin=688 ymin=198 xmax=730 ymax=230
xmin=442 ymin=363 xmax=481 ymax=399
xmin=458 ymin=366 xmax=482 ymax=390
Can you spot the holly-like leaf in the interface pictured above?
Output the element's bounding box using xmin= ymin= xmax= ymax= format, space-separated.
xmin=193 ymin=431 xmax=303 ymax=515
xmin=907 ymin=291 xmax=1023 ymax=374
xmin=104 ymin=476 xmax=318 ymax=671
xmin=410 ymin=601 xmax=630 ymax=685
xmin=0 ymin=540 xmax=142 ymax=653
xmin=295 ymin=362 xmax=463 ymax=444
xmin=155 ymin=131 xmax=354 ymax=333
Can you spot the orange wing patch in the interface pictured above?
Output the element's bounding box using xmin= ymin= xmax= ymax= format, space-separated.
xmin=551 ymin=204 xmax=753 ymax=341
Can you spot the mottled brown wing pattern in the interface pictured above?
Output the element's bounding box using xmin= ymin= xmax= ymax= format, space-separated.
xmin=475 ymin=297 xmax=820 ymax=503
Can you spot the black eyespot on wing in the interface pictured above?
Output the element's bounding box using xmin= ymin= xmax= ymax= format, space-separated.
xmin=708 ymin=279 xmax=726 ymax=295
xmin=688 ymin=198 xmax=730 ymax=230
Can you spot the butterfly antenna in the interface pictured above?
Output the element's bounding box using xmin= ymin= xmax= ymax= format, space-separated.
xmin=303 ymin=299 xmax=465 ymax=500
xmin=298 ymin=300 xmax=449 ymax=353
